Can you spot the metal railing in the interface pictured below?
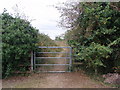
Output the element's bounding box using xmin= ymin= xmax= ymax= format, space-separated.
xmin=31 ymin=46 xmax=72 ymax=73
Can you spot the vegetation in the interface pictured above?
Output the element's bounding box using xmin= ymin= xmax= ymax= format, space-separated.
xmin=2 ymin=11 xmax=38 ymax=78
xmin=37 ymin=33 xmax=62 ymax=57
xmin=55 ymin=34 xmax=64 ymax=41
xmin=57 ymin=2 xmax=120 ymax=74
xmin=1 ymin=11 xmax=60 ymax=78
xmin=38 ymin=33 xmax=57 ymax=46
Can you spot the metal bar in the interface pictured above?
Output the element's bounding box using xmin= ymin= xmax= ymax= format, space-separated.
xmin=34 ymin=52 xmax=36 ymax=70
xmin=35 ymin=57 xmax=70 ymax=59
xmin=32 ymin=46 xmax=72 ymax=73
xmin=38 ymin=46 xmax=71 ymax=48
xmin=31 ymin=51 xmax=33 ymax=71
xmin=37 ymin=52 xmax=69 ymax=54
xmin=36 ymin=71 xmax=69 ymax=73
xmin=35 ymin=64 xmax=70 ymax=66
xmin=69 ymin=47 xmax=72 ymax=72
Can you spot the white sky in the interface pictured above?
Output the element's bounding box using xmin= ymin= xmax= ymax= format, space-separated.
xmin=0 ymin=0 xmax=67 ymax=39
xmin=1 ymin=0 xmax=117 ymax=40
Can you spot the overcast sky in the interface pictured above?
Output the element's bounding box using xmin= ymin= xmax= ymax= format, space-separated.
xmin=0 ymin=0 xmax=68 ymax=39
xmin=1 ymin=0 xmax=118 ymax=40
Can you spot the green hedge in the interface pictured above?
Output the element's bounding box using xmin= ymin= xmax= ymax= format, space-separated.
xmin=60 ymin=2 xmax=120 ymax=74
xmin=2 ymin=12 xmax=38 ymax=78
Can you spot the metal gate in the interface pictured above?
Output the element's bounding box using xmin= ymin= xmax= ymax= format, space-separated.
xmin=31 ymin=46 xmax=72 ymax=73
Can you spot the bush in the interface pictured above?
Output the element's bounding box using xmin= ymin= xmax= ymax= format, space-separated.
xmin=77 ymin=42 xmax=112 ymax=74
xmin=2 ymin=12 xmax=38 ymax=78
xmin=58 ymin=2 xmax=120 ymax=74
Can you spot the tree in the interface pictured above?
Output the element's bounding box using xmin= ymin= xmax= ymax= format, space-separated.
xmin=57 ymin=2 xmax=120 ymax=74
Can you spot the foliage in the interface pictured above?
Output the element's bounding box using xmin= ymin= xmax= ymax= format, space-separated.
xmin=38 ymin=33 xmax=57 ymax=46
xmin=77 ymin=42 xmax=112 ymax=74
xmin=55 ymin=34 xmax=64 ymax=41
xmin=2 ymin=12 xmax=38 ymax=78
xmin=57 ymin=2 xmax=120 ymax=74
xmin=37 ymin=33 xmax=62 ymax=57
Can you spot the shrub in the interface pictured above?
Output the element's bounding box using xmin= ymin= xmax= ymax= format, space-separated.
xmin=57 ymin=2 xmax=120 ymax=74
xmin=2 ymin=12 xmax=38 ymax=78
xmin=77 ymin=42 xmax=112 ymax=74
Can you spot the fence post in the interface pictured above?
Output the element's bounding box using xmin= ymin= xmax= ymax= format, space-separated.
xmin=69 ymin=47 xmax=72 ymax=72
xmin=31 ymin=51 xmax=33 ymax=71
xmin=34 ymin=52 xmax=36 ymax=70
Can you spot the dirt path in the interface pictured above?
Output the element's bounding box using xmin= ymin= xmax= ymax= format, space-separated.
xmin=3 ymin=72 xmax=110 ymax=88
xmin=2 ymin=41 xmax=110 ymax=88
xmin=52 ymin=41 xmax=69 ymax=71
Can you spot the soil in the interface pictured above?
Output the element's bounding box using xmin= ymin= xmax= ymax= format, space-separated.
xmin=2 ymin=41 xmax=111 ymax=88
xmin=2 ymin=72 xmax=110 ymax=88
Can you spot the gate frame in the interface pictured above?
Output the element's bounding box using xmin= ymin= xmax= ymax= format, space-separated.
xmin=31 ymin=46 xmax=72 ymax=73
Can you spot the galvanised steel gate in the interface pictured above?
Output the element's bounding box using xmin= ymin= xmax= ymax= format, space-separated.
xmin=31 ymin=46 xmax=72 ymax=73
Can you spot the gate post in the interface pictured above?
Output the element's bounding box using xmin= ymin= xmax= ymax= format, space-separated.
xmin=70 ymin=47 xmax=72 ymax=72
xmin=31 ymin=51 xmax=33 ymax=71
xmin=34 ymin=52 xmax=36 ymax=70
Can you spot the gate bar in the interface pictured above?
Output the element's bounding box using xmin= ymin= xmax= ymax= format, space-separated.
xmin=35 ymin=57 xmax=70 ymax=59
xmin=38 ymin=46 xmax=71 ymax=48
xmin=34 ymin=46 xmax=72 ymax=72
xmin=36 ymin=71 xmax=70 ymax=73
xmin=35 ymin=64 xmax=69 ymax=66
xmin=37 ymin=52 xmax=69 ymax=54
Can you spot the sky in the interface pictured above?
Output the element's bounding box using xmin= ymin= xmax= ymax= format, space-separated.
xmin=0 ymin=0 xmax=68 ymax=39
xmin=1 ymin=0 xmax=118 ymax=40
